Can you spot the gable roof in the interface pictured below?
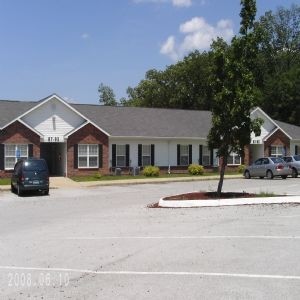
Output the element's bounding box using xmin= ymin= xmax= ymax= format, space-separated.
xmin=0 ymin=100 xmax=36 ymax=128
xmin=274 ymin=120 xmax=300 ymax=140
xmin=0 ymin=95 xmax=299 ymax=140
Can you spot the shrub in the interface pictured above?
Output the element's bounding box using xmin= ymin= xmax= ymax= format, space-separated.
xmin=188 ymin=164 xmax=204 ymax=175
xmin=237 ymin=164 xmax=246 ymax=174
xmin=94 ymin=172 xmax=102 ymax=179
xmin=143 ymin=165 xmax=160 ymax=177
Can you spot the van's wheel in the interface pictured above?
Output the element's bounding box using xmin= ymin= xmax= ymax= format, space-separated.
xmin=17 ymin=184 xmax=22 ymax=196
xmin=292 ymin=168 xmax=298 ymax=178
xmin=44 ymin=189 xmax=49 ymax=196
xmin=11 ymin=184 xmax=15 ymax=193
xmin=266 ymin=170 xmax=274 ymax=179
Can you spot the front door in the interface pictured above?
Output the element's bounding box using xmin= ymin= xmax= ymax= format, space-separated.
xmin=40 ymin=143 xmax=65 ymax=176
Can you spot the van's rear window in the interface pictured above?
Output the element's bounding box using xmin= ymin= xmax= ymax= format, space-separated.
xmin=24 ymin=160 xmax=47 ymax=171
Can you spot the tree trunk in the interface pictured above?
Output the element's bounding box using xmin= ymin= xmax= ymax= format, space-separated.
xmin=217 ymin=156 xmax=227 ymax=197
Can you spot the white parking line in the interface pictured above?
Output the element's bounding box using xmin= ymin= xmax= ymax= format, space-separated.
xmin=279 ymin=215 xmax=300 ymax=218
xmin=65 ymin=235 xmax=300 ymax=240
xmin=0 ymin=266 xmax=299 ymax=280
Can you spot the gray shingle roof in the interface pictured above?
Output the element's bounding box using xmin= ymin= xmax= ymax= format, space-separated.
xmin=0 ymin=97 xmax=299 ymax=140
xmin=274 ymin=120 xmax=300 ymax=140
xmin=0 ymin=100 xmax=37 ymax=128
xmin=72 ymin=104 xmax=212 ymax=138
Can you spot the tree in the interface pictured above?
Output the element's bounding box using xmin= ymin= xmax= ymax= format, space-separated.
xmin=208 ymin=0 xmax=262 ymax=196
xmin=262 ymin=66 xmax=300 ymax=126
xmin=98 ymin=83 xmax=117 ymax=106
xmin=253 ymin=4 xmax=300 ymax=125
xmin=121 ymin=51 xmax=213 ymax=110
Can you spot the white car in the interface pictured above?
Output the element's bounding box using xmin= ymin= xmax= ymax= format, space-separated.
xmin=244 ymin=157 xmax=292 ymax=179
xmin=282 ymin=155 xmax=300 ymax=178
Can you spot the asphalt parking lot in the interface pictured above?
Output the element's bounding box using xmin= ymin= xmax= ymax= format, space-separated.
xmin=0 ymin=178 xmax=300 ymax=299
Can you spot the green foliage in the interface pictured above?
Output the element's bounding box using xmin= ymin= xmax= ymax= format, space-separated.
xmin=253 ymin=4 xmax=300 ymax=126
xmin=240 ymin=0 xmax=257 ymax=35
xmin=121 ymin=51 xmax=213 ymax=110
xmin=98 ymin=82 xmax=117 ymax=106
xmin=257 ymin=191 xmax=276 ymax=197
xmin=142 ymin=166 xmax=160 ymax=177
xmin=188 ymin=164 xmax=204 ymax=176
xmin=237 ymin=164 xmax=246 ymax=174
xmin=119 ymin=4 xmax=299 ymax=127
xmin=94 ymin=172 xmax=102 ymax=179
xmin=208 ymin=0 xmax=261 ymax=195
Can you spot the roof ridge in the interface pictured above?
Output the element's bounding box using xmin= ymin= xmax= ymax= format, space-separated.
xmin=274 ymin=119 xmax=300 ymax=128
xmin=0 ymin=99 xmax=37 ymax=103
xmin=72 ymin=103 xmax=212 ymax=113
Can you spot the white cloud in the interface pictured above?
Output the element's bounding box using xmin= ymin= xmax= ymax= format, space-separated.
xmin=160 ymin=17 xmax=234 ymax=61
xmin=172 ymin=0 xmax=192 ymax=7
xmin=160 ymin=36 xmax=179 ymax=61
xmin=133 ymin=0 xmax=192 ymax=7
xmin=81 ymin=33 xmax=90 ymax=39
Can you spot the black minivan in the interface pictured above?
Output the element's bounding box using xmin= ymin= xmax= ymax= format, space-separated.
xmin=11 ymin=158 xmax=49 ymax=196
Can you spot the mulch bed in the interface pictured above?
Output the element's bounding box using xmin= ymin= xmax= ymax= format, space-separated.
xmin=163 ymin=192 xmax=256 ymax=201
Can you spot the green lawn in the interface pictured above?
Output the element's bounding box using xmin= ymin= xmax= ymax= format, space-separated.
xmin=0 ymin=178 xmax=11 ymax=185
xmin=71 ymin=171 xmax=241 ymax=182
xmin=0 ymin=172 xmax=241 ymax=185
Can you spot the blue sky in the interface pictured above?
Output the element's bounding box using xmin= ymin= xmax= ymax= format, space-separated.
xmin=0 ymin=0 xmax=297 ymax=104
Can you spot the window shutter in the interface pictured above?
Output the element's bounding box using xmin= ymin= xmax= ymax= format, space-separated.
xmin=199 ymin=145 xmax=203 ymax=165
xmin=188 ymin=145 xmax=192 ymax=164
xmin=269 ymin=146 xmax=272 ymax=156
xmin=138 ymin=144 xmax=142 ymax=166
xmin=126 ymin=144 xmax=130 ymax=167
xmin=74 ymin=144 xmax=78 ymax=169
xmin=98 ymin=144 xmax=103 ymax=168
xmin=296 ymin=145 xmax=298 ymax=155
xmin=112 ymin=144 xmax=116 ymax=167
xmin=177 ymin=144 xmax=180 ymax=166
xmin=0 ymin=144 xmax=4 ymax=170
xmin=28 ymin=144 xmax=33 ymax=158
xmin=151 ymin=144 xmax=155 ymax=166
xmin=210 ymin=149 xmax=214 ymax=166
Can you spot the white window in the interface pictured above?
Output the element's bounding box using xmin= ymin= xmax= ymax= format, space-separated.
xmin=180 ymin=145 xmax=189 ymax=166
xmin=142 ymin=145 xmax=151 ymax=166
xmin=5 ymin=144 xmax=28 ymax=170
xmin=116 ymin=145 xmax=126 ymax=167
xmin=78 ymin=144 xmax=98 ymax=168
xmin=202 ymin=146 xmax=210 ymax=166
xmin=227 ymin=152 xmax=241 ymax=165
xmin=270 ymin=145 xmax=284 ymax=157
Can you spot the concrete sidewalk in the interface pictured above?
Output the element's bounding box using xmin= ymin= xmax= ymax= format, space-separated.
xmin=0 ymin=174 xmax=242 ymax=191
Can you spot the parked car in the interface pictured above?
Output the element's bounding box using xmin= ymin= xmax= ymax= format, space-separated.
xmin=244 ymin=157 xmax=292 ymax=179
xmin=11 ymin=158 xmax=49 ymax=196
xmin=282 ymin=155 xmax=300 ymax=178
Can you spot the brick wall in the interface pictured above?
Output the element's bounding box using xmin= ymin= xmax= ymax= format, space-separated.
xmin=0 ymin=121 xmax=40 ymax=177
xmin=67 ymin=123 xmax=109 ymax=177
xmin=243 ymin=145 xmax=251 ymax=165
xmin=264 ymin=129 xmax=290 ymax=157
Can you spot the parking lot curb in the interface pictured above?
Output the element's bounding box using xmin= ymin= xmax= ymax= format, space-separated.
xmin=159 ymin=195 xmax=300 ymax=208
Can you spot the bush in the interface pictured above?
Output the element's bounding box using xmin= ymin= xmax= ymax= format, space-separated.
xmin=94 ymin=172 xmax=102 ymax=179
xmin=237 ymin=164 xmax=246 ymax=174
xmin=143 ymin=165 xmax=160 ymax=177
xmin=188 ymin=164 xmax=204 ymax=175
